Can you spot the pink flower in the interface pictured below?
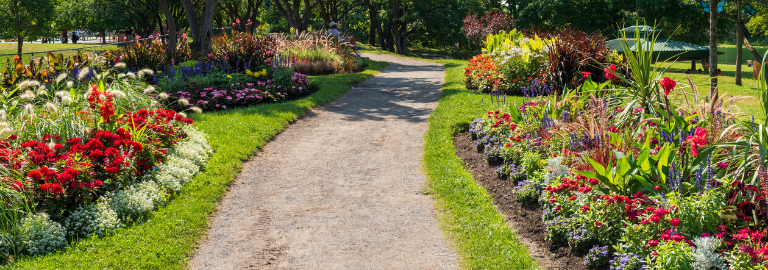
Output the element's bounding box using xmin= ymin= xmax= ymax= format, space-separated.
xmin=582 ymin=71 xmax=591 ymax=78
xmin=702 ymin=233 xmax=711 ymax=237
xmin=648 ymin=240 xmax=659 ymax=247
xmin=717 ymin=162 xmax=728 ymax=169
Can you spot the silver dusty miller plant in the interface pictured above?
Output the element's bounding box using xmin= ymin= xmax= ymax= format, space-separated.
xmin=692 ymin=237 xmax=727 ymax=270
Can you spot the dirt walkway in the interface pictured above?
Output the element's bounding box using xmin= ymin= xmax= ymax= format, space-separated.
xmin=188 ymin=54 xmax=457 ymax=269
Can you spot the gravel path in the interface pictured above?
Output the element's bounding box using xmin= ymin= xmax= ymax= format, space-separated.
xmin=188 ymin=54 xmax=457 ymax=269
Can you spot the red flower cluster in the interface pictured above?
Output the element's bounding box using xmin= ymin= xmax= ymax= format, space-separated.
xmin=1 ymin=107 xmax=193 ymax=212
xmin=465 ymin=55 xmax=502 ymax=89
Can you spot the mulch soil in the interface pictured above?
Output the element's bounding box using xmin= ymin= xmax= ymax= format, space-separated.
xmin=454 ymin=131 xmax=597 ymax=270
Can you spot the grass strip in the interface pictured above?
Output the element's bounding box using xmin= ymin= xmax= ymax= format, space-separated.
xmin=2 ymin=59 xmax=387 ymax=269
xmin=420 ymin=57 xmax=538 ymax=269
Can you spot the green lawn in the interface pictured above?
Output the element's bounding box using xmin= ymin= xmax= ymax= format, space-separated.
xmin=659 ymin=61 xmax=763 ymax=118
xmin=422 ymin=57 xmax=538 ymax=269
xmin=1 ymin=59 xmax=387 ymax=269
xmin=0 ymin=43 xmax=117 ymax=67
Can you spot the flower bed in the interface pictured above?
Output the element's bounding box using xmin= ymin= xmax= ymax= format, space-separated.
xmin=454 ymin=22 xmax=768 ymax=269
xmin=465 ymin=78 xmax=766 ymax=268
xmin=0 ymin=67 xmax=211 ymax=263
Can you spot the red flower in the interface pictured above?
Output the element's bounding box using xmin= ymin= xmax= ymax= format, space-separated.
xmin=648 ymin=239 xmax=659 ymax=247
xmin=57 ymin=172 xmax=74 ymax=184
xmin=604 ymin=64 xmax=618 ymax=82
xmin=50 ymin=183 xmax=64 ymax=194
xmin=28 ymin=170 xmax=44 ymax=182
xmin=670 ymin=217 xmax=681 ymax=227
xmin=582 ymin=71 xmax=591 ymax=79
xmin=568 ymin=195 xmax=576 ymax=201
xmin=686 ymin=128 xmax=707 ymax=157
xmin=11 ymin=180 xmax=24 ymax=191
xmin=581 ymin=205 xmax=591 ymax=212
xmin=650 ymin=216 xmax=661 ymax=223
xmin=654 ymin=185 xmax=661 ymax=191
xmin=596 ymin=221 xmax=603 ymax=227
xmin=659 ymin=77 xmax=676 ymax=95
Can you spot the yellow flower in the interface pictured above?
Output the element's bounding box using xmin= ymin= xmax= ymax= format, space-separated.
xmin=246 ymin=69 xmax=253 ymax=76
xmin=254 ymin=73 xmax=260 ymax=78
xmin=227 ymin=75 xmax=232 ymax=78
xmin=261 ymin=70 xmax=267 ymax=76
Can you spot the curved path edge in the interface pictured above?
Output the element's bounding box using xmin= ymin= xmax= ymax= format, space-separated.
xmin=188 ymin=53 xmax=458 ymax=269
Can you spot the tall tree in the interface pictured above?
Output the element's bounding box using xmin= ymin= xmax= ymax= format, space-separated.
xmin=0 ymin=0 xmax=55 ymax=54
xmin=181 ymin=0 xmax=219 ymax=56
xmin=316 ymin=0 xmax=357 ymax=27
xmin=273 ymin=0 xmax=319 ymax=33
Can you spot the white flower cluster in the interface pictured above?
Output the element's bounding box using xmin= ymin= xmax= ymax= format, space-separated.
xmin=110 ymin=181 xmax=166 ymax=222
xmin=151 ymin=126 xmax=212 ymax=191
xmin=16 ymin=213 xmax=67 ymax=257
xmin=65 ymin=196 xmax=122 ymax=238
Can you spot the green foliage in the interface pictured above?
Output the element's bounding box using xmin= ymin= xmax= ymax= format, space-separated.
xmin=649 ymin=240 xmax=694 ymax=270
xmin=103 ymin=37 xmax=192 ymax=70
xmin=0 ymin=0 xmax=55 ymax=49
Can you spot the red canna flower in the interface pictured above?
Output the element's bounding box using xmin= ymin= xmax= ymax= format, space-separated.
xmin=659 ymin=77 xmax=676 ymax=95
xmin=604 ymin=64 xmax=618 ymax=82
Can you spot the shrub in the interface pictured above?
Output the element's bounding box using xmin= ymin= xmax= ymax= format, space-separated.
xmin=691 ymin=236 xmax=726 ymax=270
xmin=609 ymin=253 xmax=646 ymax=270
xmin=462 ymin=11 xmax=514 ymax=48
xmin=275 ymin=32 xmax=359 ymax=75
xmin=103 ymin=34 xmax=191 ymax=70
xmin=584 ymin=245 xmax=611 ymax=268
xmin=513 ymin=179 xmax=542 ymax=205
xmin=16 ymin=213 xmax=67 ymax=257
xmin=543 ymin=28 xmax=615 ymax=90
xmin=110 ymin=181 xmax=166 ymax=222
xmin=209 ymin=32 xmax=276 ymax=73
xmin=65 ymin=196 xmax=121 ymax=239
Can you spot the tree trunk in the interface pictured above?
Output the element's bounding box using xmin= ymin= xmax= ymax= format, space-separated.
xmin=180 ymin=0 xmax=218 ymax=57
xmin=393 ymin=0 xmax=404 ymax=54
xmin=736 ymin=0 xmax=743 ymax=86
xmin=160 ymin=0 xmax=178 ymax=59
xmin=367 ymin=0 xmax=376 ymax=45
xmin=708 ymin=0 xmax=718 ymax=96
xmin=61 ymin=29 xmax=68 ymax=43
xmin=16 ymin=37 xmax=23 ymax=55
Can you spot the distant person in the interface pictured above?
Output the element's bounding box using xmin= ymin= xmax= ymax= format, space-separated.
xmin=325 ymin=22 xmax=358 ymax=50
xmin=326 ymin=22 xmax=342 ymax=39
xmin=71 ymin=32 xmax=79 ymax=44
